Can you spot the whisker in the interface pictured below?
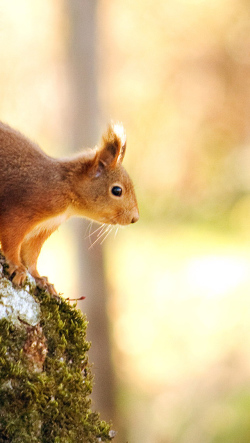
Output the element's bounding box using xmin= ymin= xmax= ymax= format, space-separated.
xmin=88 ymin=235 xmax=103 ymax=249
xmin=99 ymin=224 xmax=113 ymax=239
xmin=100 ymin=226 xmax=113 ymax=245
xmin=85 ymin=223 xmax=105 ymax=240
xmin=85 ymin=221 xmax=93 ymax=239
xmin=88 ymin=225 xmax=111 ymax=249
xmin=97 ymin=224 xmax=109 ymax=238
xmin=88 ymin=224 xmax=115 ymax=249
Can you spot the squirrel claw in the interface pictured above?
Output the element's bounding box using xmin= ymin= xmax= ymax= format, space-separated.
xmin=35 ymin=276 xmax=61 ymax=300
xmin=12 ymin=272 xmax=27 ymax=286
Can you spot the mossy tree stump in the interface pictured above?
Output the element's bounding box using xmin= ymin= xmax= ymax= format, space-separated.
xmin=0 ymin=253 xmax=114 ymax=443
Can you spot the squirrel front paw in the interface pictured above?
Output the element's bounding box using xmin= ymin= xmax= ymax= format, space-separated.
xmin=9 ymin=264 xmax=28 ymax=286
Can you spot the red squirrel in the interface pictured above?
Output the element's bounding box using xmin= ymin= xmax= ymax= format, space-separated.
xmin=0 ymin=121 xmax=139 ymax=295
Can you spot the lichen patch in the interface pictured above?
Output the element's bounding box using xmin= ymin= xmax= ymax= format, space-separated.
xmin=0 ymin=278 xmax=40 ymax=326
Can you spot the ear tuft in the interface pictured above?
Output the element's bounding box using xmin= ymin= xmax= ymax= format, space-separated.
xmin=112 ymin=122 xmax=126 ymax=150
xmin=98 ymin=121 xmax=127 ymax=169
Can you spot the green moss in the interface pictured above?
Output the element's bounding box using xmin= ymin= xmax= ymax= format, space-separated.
xmin=0 ymin=256 xmax=114 ymax=442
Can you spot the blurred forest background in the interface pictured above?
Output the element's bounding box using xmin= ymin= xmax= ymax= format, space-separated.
xmin=1 ymin=0 xmax=250 ymax=442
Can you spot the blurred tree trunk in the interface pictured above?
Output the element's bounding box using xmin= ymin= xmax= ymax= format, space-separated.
xmin=64 ymin=0 xmax=115 ymax=423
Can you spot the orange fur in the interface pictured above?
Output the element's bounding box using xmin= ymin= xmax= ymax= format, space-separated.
xmin=0 ymin=122 xmax=139 ymax=294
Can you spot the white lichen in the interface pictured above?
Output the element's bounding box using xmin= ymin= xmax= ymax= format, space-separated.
xmin=0 ymin=278 xmax=40 ymax=326
xmin=24 ymin=272 xmax=37 ymax=292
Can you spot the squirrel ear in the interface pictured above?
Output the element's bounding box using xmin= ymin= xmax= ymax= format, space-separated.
xmin=97 ymin=122 xmax=127 ymax=169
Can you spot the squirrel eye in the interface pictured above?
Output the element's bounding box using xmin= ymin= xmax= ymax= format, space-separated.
xmin=111 ymin=185 xmax=123 ymax=197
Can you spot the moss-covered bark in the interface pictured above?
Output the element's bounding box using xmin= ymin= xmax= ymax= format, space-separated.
xmin=0 ymin=253 xmax=115 ymax=443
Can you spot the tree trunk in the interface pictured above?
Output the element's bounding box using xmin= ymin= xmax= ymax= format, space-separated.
xmin=0 ymin=253 xmax=114 ymax=442
xmin=63 ymin=0 xmax=115 ymax=423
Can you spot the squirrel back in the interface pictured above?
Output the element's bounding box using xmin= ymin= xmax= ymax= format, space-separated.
xmin=0 ymin=121 xmax=139 ymax=295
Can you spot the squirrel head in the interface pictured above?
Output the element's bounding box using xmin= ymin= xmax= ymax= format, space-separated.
xmin=72 ymin=123 xmax=139 ymax=226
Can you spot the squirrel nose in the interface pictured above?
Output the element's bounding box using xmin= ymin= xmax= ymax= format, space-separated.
xmin=131 ymin=211 xmax=139 ymax=224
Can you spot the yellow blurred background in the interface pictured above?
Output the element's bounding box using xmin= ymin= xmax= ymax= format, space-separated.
xmin=1 ymin=1 xmax=250 ymax=442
